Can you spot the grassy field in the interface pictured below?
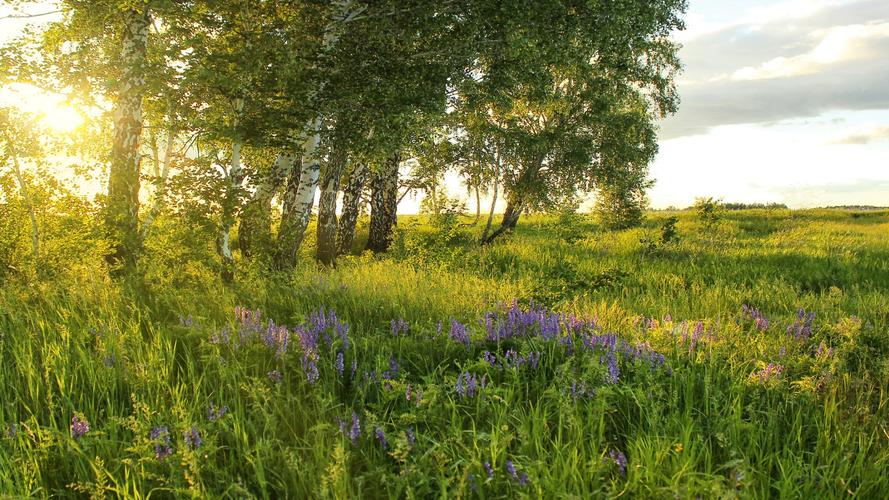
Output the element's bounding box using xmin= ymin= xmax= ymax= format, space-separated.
xmin=1 ymin=208 xmax=888 ymax=497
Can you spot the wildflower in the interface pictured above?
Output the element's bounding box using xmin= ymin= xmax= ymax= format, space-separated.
xmin=349 ymin=413 xmax=361 ymax=445
xmin=406 ymin=426 xmax=415 ymax=448
xmin=179 ymin=314 xmax=194 ymax=327
xmin=375 ymin=427 xmax=388 ymax=450
xmin=391 ymin=318 xmax=409 ymax=337
xmin=754 ymin=363 xmax=785 ymax=384
xmin=456 ymin=371 xmax=481 ymax=398
xmin=70 ymin=414 xmax=90 ymax=439
xmin=268 ymin=369 xmax=283 ymax=383
xmin=787 ymin=308 xmax=815 ymax=340
xmin=741 ymin=305 xmax=769 ymax=331
xmin=405 ymin=384 xmax=412 ymax=401
xmin=335 ymin=351 xmax=344 ymax=377
xmin=469 ymin=474 xmax=477 ymax=492
xmin=482 ymin=351 xmax=497 ymax=368
xmin=506 ymin=459 xmax=518 ymax=480
xmin=351 ymin=359 xmax=358 ymax=381
xmin=150 ymin=426 xmax=173 ymax=460
xmin=184 ymin=426 xmax=202 ymax=449
xmin=382 ymin=357 xmax=399 ymax=380
xmin=526 ymin=351 xmax=541 ymax=370
xmin=604 ymin=352 xmax=620 ymax=384
xmin=415 ymin=389 xmax=423 ymax=407
xmin=483 ymin=461 xmax=494 ymax=479
xmin=5 ymin=423 xmax=17 ymax=439
xmin=519 ymin=472 xmax=528 ymax=486
xmin=208 ymin=404 xmax=228 ymax=421
xmin=605 ymin=449 xmax=627 ymax=476
xmin=450 ymin=319 xmax=470 ymax=347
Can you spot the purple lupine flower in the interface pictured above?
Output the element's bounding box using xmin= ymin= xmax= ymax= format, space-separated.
xmin=151 ymin=426 xmax=173 ymax=460
xmin=456 ymin=373 xmax=465 ymax=397
xmin=506 ymin=459 xmax=518 ymax=480
xmin=351 ymin=359 xmax=358 ymax=381
xmin=482 ymin=351 xmax=497 ymax=368
xmin=301 ymin=354 xmax=320 ymax=384
xmin=519 ymin=472 xmax=528 ymax=486
xmin=779 ymin=345 xmax=787 ymax=357
xmin=526 ymin=352 xmax=541 ymax=370
xmin=415 ymin=388 xmax=423 ymax=407
xmin=391 ymin=318 xmax=409 ymax=337
xmin=335 ymin=351 xmax=344 ymax=377
xmin=605 ymin=352 xmax=620 ymax=384
xmin=456 ymin=371 xmax=481 ymax=398
xmin=268 ymin=369 xmax=283 ymax=383
xmin=184 ymin=426 xmax=202 ymax=449
xmin=375 ymin=427 xmax=388 ymax=450
xmin=787 ymin=308 xmax=815 ymax=340
xmin=435 ymin=321 xmax=443 ymax=339
xmin=405 ymin=384 xmax=412 ymax=401
xmin=606 ymin=449 xmax=627 ymax=475
xmin=349 ymin=413 xmax=360 ymax=445
xmin=484 ymin=461 xmax=494 ymax=479
xmin=741 ymin=305 xmax=770 ymax=331
xmin=208 ymin=404 xmax=228 ymax=421
xmin=450 ymin=319 xmax=470 ymax=347
xmin=382 ymin=357 xmax=399 ymax=380
xmin=755 ymin=363 xmax=785 ymax=383
xmin=406 ymin=426 xmax=415 ymax=448
xmin=5 ymin=423 xmax=17 ymax=439
xmin=70 ymin=415 xmax=90 ymax=439
xmin=689 ymin=321 xmax=704 ymax=352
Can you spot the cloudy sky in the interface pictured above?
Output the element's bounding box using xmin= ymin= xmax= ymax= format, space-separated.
xmin=651 ymin=0 xmax=889 ymax=208
xmin=2 ymin=0 xmax=888 ymax=208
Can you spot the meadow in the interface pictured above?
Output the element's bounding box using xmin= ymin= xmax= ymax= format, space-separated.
xmin=1 ymin=208 xmax=888 ymax=498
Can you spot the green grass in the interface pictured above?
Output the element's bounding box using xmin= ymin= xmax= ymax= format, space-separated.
xmin=1 ymin=209 xmax=888 ymax=497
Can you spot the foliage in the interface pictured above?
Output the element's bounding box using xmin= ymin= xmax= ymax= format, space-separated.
xmin=694 ymin=197 xmax=724 ymax=228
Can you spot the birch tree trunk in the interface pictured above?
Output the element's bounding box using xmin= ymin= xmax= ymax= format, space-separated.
xmin=105 ymin=7 xmax=150 ymax=275
xmin=271 ymin=1 xmax=361 ymax=269
xmin=2 ymin=137 xmax=39 ymax=259
xmin=218 ymin=139 xmax=244 ymax=282
xmin=274 ymin=120 xmax=322 ymax=270
xmin=238 ymin=153 xmax=291 ymax=258
xmin=366 ymin=154 xmax=399 ymax=253
xmin=480 ymin=176 xmax=499 ymax=244
xmin=315 ymin=146 xmax=347 ymax=265
xmin=336 ymin=161 xmax=367 ymax=255
xmin=140 ymin=126 xmax=176 ymax=239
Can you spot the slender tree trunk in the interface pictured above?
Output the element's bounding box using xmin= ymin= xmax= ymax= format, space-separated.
xmin=316 ymin=146 xmax=347 ymax=265
xmin=105 ymin=7 xmax=150 ymax=275
xmin=366 ymin=154 xmax=400 ymax=253
xmin=239 ymin=153 xmax=291 ymax=259
xmin=140 ymin=125 xmax=176 ymax=239
xmin=473 ymin=185 xmax=481 ymax=224
xmin=481 ymin=196 xmax=524 ymax=244
xmin=336 ymin=161 xmax=368 ymax=255
xmin=218 ymin=138 xmax=244 ymax=282
xmin=480 ymin=177 xmax=499 ymax=243
xmin=3 ymin=138 xmax=38 ymax=259
xmin=274 ymin=120 xmax=322 ymax=270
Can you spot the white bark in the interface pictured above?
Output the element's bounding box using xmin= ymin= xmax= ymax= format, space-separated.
xmin=2 ymin=135 xmax=39 ymax=258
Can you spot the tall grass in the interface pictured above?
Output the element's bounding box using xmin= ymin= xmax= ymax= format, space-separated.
xmin=0 ymin=209 xmax=887 ymax=497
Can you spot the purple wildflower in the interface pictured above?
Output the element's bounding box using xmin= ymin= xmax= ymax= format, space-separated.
xmin=483 ymin=461 xmax=494 ymax=479
xmin=456 ymin=371 xmax=481 ymax=398
xmin=184 ymin=426 xmax=202 ymax=449
xmin=741 ymin=305 xmax=770 ymax=331
xmin=335 ymin=351 xmax=344 ymax=377
xmin=375 ymin=427 xmax=388 ymax=450
xmin=415 ymin=389 xmax=423 ymax=407
xmin=506 ymin=459 xmax=518 ymax=480
xmin=268 ymin=369 xmax=283 ymax=383
xmin=787 ymin=308 xmax=815 ymax=340
xmin=450 ymin=319 xmax=470 ymax=347
xmin=70 ymin=415 xmax=90 ymax=439
xmin=755 ymin=363 xmax=785 ymax=383
xmin=606 ymin=449 xmax=627 ymax=475
xmin=349 ymin=413 xmax=360 ymax=445
xmin=519 ymin=472 xmax=528 ymax=486
xmin=351 ymin=359 xmax=358 ymax=381
xmin=406 ymin=426 xmax=415 ymax=448
xmin=391 ymin=318 xmax=410 ymax=337
xmin=6 ymin=423 xmax=17 ymax=439
xmin=208 ymin=404 xmax=228 ymax=421
xmin=604 ymin=352 xmax=620 ymax=384
xmin=150 ymin=426 xmax=173 ymax=460
xmin=405 ymin=384 xmax=412 ymax=401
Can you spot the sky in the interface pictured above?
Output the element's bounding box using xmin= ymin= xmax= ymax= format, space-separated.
xmin=2 ymin=0 xmax=888 ymax=209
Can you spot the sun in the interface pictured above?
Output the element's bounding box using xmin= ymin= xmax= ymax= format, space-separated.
xmin=40 ymin=103 xmax=85 ymax=134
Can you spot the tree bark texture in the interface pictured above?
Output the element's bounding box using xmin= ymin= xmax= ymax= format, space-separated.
xmin=238 ymin=153 xmax=291 ymax=259
xmin=336 ymin=161 xmax=368 ymax=256
xmin=105 ymin=7 xmax=150 ymax=274
xmin=315 ymin=146 xmax=347 ymax=265
xmin=218 ymin=137 xmax=244 ymax=282
xmin=366 ymin=154 xmax=399 ymax=253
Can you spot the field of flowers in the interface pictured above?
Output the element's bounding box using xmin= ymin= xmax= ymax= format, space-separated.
xmin=1 ymin=209 xmax=888 ymax=497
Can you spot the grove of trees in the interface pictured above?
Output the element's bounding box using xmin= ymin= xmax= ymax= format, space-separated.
xmin=1 ymin=0 xmax=687 ymax=280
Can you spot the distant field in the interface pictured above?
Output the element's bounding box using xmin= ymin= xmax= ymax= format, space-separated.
xmin=1 ymin=209 xmax=888 ymax=497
